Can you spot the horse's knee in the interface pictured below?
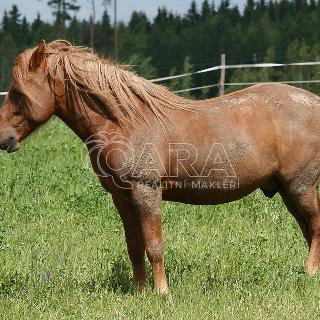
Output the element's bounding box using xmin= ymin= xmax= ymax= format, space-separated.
xmin=145 ymin=241 xmax=164 ymax=263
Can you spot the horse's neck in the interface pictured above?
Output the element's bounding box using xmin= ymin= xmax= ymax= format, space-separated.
xmin=56 ymin=99 xmax=118 ymax=142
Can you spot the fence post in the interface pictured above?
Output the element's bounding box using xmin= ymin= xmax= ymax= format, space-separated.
xmin=219 ymin=53 xmax=226 ymax=96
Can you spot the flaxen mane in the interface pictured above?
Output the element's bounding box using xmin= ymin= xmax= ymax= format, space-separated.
xmin=15 ymin=40 xmax=197 ymax=129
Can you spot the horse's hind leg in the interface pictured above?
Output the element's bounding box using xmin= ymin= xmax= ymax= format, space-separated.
xmin=279 ymin=187 xmax=311 ymax=248
xmin=281 ymin=185 xmax=320 ymax=274
xmin=299 ymin=188 xmax=320 ymax=274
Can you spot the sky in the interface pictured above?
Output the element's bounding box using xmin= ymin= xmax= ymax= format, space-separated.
xmin=0 ymin=0 xmax=244 ymax=23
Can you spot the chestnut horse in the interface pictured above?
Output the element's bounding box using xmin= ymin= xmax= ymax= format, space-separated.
xmin=1 ymin=40 xmax=320 ymax=295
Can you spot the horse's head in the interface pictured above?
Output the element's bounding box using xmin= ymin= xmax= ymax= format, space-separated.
xmin=0 ymin=40 xmax=56 ymax=152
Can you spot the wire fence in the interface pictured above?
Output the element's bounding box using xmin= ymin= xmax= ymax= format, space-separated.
xmin=150 ymin=61 xmax=320 ymax=82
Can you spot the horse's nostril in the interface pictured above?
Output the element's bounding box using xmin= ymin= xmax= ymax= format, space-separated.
xmin=0 ymin=134 xmax=19 ymax=152
xmin=6 ymin=135 xmax=20 ymax=153
xmin=0 ymin=136 xmax=17 ymax=151
xmin=0 ymin=136 xmax=12 ymax=150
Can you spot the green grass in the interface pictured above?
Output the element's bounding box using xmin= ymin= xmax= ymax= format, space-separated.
xmin=0 ymin=117 xmax=319 ymax=319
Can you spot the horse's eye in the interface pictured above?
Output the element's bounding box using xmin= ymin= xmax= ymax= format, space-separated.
xmin=8 ymin=88 xmax=26 ymax=114
xmin=9 ymin=88 xmax=23 ymax=101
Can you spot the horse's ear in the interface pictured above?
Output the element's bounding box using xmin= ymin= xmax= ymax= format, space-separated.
xmin=30 ymin=39 xmax=46 ymax=69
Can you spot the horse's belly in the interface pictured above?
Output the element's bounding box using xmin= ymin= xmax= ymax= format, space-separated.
xmin=162 ymin=178 xmax=263 ymax=205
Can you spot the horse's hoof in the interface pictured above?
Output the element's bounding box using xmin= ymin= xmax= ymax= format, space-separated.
xmin=306 ymin=263 xmax=320 ymax=276
xmin=133 ymin=281 xmax=147 ymax=293
xmin=156 ymin=286 xmax=170 ymax=296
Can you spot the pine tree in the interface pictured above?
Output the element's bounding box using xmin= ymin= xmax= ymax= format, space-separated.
xmin=7 ymin=5 xmax=22 ymax=42
xmin=68 ymin=16 xmax=82 ymax=44
xmin=218 ymin=0 xmax=230 ymax=15
xmin=1 ymin=11 xmax=9 ymax=34
xmin=8 ymin=5 xmax=21 ymax=26
xmin=20 ymin=16 xmax=30 ymax=46
xmin=186 ymin=1 xmax=200 ymax=25
xmin=0 ymin=34 xmax=18 ymax=90
xmin=210 ymin=1 xmax=216 ymax=15
xmin=95 ymin=10 xmax=113 ymax=54
xmin=129 ymin=11 xmax=150 ymax=33
xmin=154 ymin=8 xmax=169 ymax=30
xmin=32 ymin=13 xmax=43 ymax=33
xmin=268 ymin=0 xmax=277 ymax=21
xmin=89 ymin=0 xmax=96 ymax=48
xmin=47 ymin=0 xmax=80 ymax=38
xmin=201 ymin=0 xmax=211 ymax=20
xmin=310 ymin=0 xmax=316 ymax=10
xmin=244 ymin=0 xmax=255 ymax=21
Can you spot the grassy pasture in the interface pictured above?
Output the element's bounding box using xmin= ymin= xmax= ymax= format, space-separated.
xmin=0 ymin=118 xmax=319 ymax=319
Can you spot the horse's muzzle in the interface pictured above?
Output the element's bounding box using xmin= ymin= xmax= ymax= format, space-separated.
xmin=0 ymin=135 xmax=21 ymax=153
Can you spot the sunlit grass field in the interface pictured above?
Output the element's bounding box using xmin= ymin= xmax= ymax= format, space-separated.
xmin=0 ymin=118 xmax=319 ymax=319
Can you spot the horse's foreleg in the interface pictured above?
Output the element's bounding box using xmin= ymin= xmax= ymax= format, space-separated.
xmin=112 ymin=195 xmax=147 ymax=290
xmin=131 ymin=181 xmax=169 ymax=295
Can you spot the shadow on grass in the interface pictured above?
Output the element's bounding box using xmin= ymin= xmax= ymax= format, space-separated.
xmin=0 ymin=258 xmax=132 ymax=297
xmin=82 ymin=257 xmax=132 ymax=294
xmin=0 ymin=271 xmax=27 ymax=296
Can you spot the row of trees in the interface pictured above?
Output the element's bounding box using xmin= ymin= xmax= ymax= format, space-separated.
xmin=1 ymin=0 xmax=320 ymax=99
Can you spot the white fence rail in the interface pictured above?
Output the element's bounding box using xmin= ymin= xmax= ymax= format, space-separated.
xmin=150 ymin=61 xmax=320 ymax=82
